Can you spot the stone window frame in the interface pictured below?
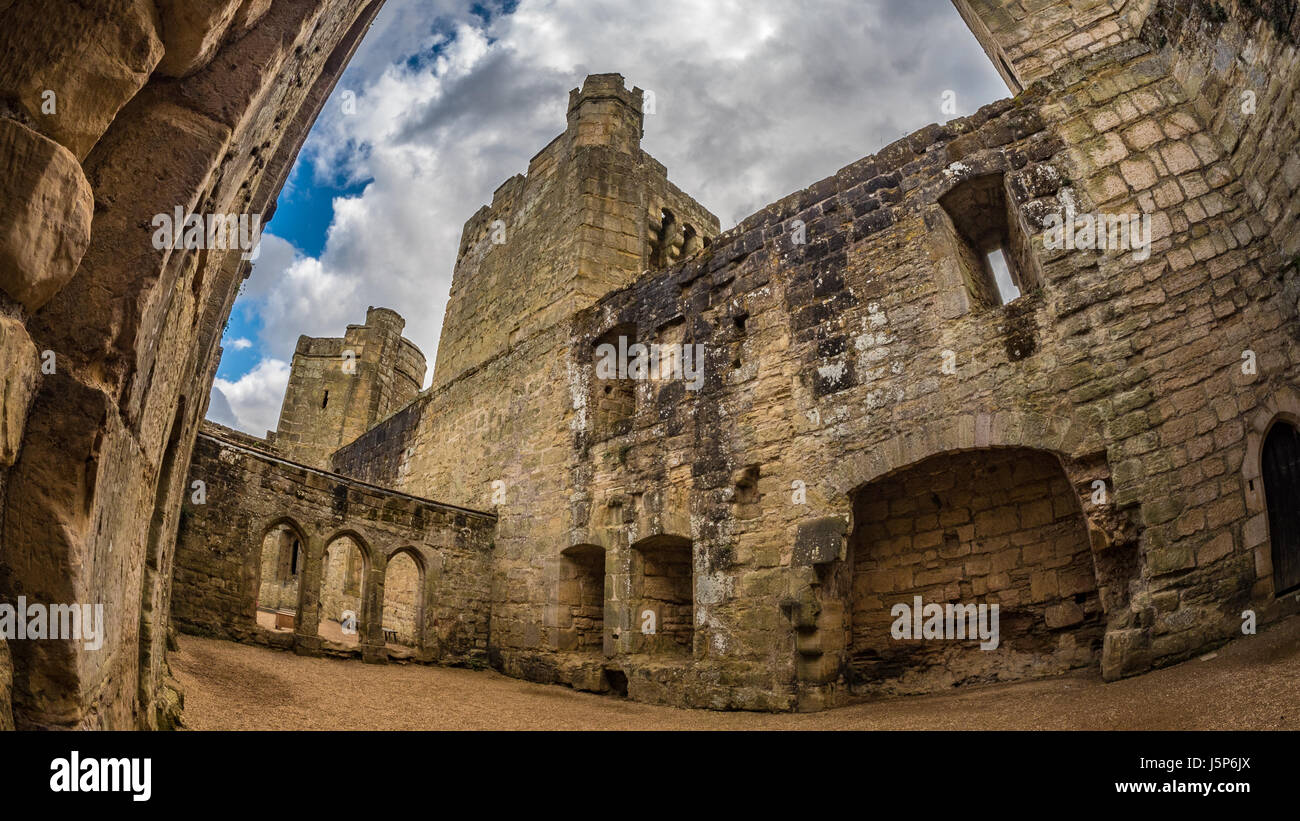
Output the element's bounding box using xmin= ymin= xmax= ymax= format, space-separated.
xmin=936 ymin=171 xmax=1041 ymax=311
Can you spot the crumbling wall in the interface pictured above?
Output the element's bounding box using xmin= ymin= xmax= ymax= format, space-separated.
xmin=333 ymin=0 xmax=1300 ymax=709
xmin=0 ymin=0 xmax=385 ymax=728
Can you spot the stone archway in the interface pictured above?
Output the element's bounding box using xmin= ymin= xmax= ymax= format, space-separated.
xmin=0 ymin=0 xmax=388 ymax=729
xmin=318 ymin=531 xmax=371 ymax=647
xmin=381 ymin=548 xmax=426 ymax=649
xmin=254 ymin=517 xmax=308 ymax=634
xmin=846 ymin=446 xmax=1104 ymax=696
xmin=1242 ymin=386 xmax=1300 ymax=597
xmin=790 ymin=410 xmax=1143 ymax=707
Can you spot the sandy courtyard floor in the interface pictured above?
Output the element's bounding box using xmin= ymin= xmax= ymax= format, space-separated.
xmin=171 ymin=615 xmax=1300 ymax=730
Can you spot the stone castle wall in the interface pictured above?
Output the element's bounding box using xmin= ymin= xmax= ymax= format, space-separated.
xmin=172 ymin=425 xmax=496 ymax=664
xmin=272 ymin=306 xmax=426 ymax=467
xmin=332 ymin=0 xmax=1300 ymax=710
xmin=1 ymin=0 xmax=1296 ymax=726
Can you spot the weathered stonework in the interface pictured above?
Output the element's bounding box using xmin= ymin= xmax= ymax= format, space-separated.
xmin=2 ymin=0 xmax=1299 ymax=727
xmin=172 ymin=424 xmax=495 ymax=665
xmin=271 ymin=306 xmax=426 ymax=468
xmin=0 ymin=0 xmax=387 ymax=729
xmin=326 ymin=0 xmax=1300 ymax=711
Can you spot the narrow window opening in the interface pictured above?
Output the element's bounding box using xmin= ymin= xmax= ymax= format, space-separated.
xmin=592 ymin=324 xmax=637 ymax=440
xmin=938 ymin=173 xmax=1040 ymax=311
xmin=986 ymin=248 xmax=1020 ymax=304
xmin=322 ymin=390 xmax=329 ymax=409
xmin=999 ymin=55 xmax=1023 ymax=94
xmin=649 ymin=208 xmax=680 ymax=268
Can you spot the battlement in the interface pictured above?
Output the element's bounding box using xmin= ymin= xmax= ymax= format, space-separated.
xmin=271 ymin=307 xmax=427 ymax=468
xmin=431 ymin=73 xmax=718 ymax=389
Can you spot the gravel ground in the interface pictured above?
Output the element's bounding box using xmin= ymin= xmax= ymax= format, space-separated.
xmin=171 ymin=615 xmax=1300 ymax=730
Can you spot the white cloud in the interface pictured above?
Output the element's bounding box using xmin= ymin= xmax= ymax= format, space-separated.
xmin=212 ymin=359 xmax=292 ymax=436
xmin=229 ymin=338 xmax=253 ymax=350
xmin=227 ymin=0 xmax=1007 ymax=407
xmin=206 ymin=385 xmax=239 ymax=429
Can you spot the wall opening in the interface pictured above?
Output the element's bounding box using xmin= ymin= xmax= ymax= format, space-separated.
xmin=938 ymin=173 xmax=1039 ymax=308
xmin=559 ymin=544 xmax=606 ymax=654
xmin=382 ymin=550 xmax=424 ymax=647
xmin=1263 ymin=421 xmax=1300 ymax=594
xmin=847 ymin=447 xmax=1102 ymax=695
xmin=319 ymin=535 xmax=367 ymax=646
xmin=630 ymin=535 xmax=694 ymax=658
xmin=592 ymin=323 xmax=637 ymax=440
xmin=256 ymin=523 xmax=302 ymax=632
xmin=650 ymin=207 xmax=679 ymax=268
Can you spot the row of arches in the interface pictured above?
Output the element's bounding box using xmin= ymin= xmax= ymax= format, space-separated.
xmin=253 ymin=518 xmax=428 ymax=651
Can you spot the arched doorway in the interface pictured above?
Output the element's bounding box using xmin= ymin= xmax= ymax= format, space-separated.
xmin=319 ymin=534 xmax=368 ymax=646
xmin=1262 ymin=421 xmax=1300 ymax=594
xmin=382 ymin=549 xmax=425 ymax=648
xmin=848 ymin=447 xmax=1102 ymax=695
xmin=255 ymin=520 xmax=305 ymax=633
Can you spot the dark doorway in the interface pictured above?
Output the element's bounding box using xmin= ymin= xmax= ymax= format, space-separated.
xmin=1263 ymin=422 xmax=1300 ymax=595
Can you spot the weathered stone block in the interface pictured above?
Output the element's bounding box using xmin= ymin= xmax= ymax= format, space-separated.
xmin=0 ymin=0 xmax=163 ymax=159
xmin=793 ymin=516 xmax=847 ymax=566
xmin=155 ymin=0 xmax=246 ymax=78
xmin=0 ymin=316 xmax=39 ymax=466
xmin=0 ymin=120 xmax=93 ymax=313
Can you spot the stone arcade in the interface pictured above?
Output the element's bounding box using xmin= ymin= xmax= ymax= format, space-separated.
xmin=0 ymin=0 xmax=1298 ymax=727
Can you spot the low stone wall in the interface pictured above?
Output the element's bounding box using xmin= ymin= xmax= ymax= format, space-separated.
xmin=172 ymin=426 xmax=495 ymax=665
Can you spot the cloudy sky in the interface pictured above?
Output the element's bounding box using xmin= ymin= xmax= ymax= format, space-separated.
xmin=208 ymin=0 xmax=1008 ymax=435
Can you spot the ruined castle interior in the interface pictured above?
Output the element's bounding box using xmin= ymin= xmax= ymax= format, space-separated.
xmin=0 ymin=0 xmax=1298 ymax=730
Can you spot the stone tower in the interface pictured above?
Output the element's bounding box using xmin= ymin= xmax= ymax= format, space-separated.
xmin=430 ymin=73 xmax=720 ymax=388
xmin=271 ymin=306 xmax=426 ymax=468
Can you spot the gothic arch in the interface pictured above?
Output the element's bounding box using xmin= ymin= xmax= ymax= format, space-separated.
xmin=316 ymin=529 xmax=375 ymax=646
xmin=381 ymin=546 xmax=427 ymax=648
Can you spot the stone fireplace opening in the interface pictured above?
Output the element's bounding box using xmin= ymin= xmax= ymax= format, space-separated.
xmin=630 ymin=534 xmax=694 ymax=658
xmin=847 ymin=447 xmax=1103 ymax=695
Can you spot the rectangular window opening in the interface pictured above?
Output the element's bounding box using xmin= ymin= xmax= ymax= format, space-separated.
xmin=986 ymin=247 xmax=1021 ymax=305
